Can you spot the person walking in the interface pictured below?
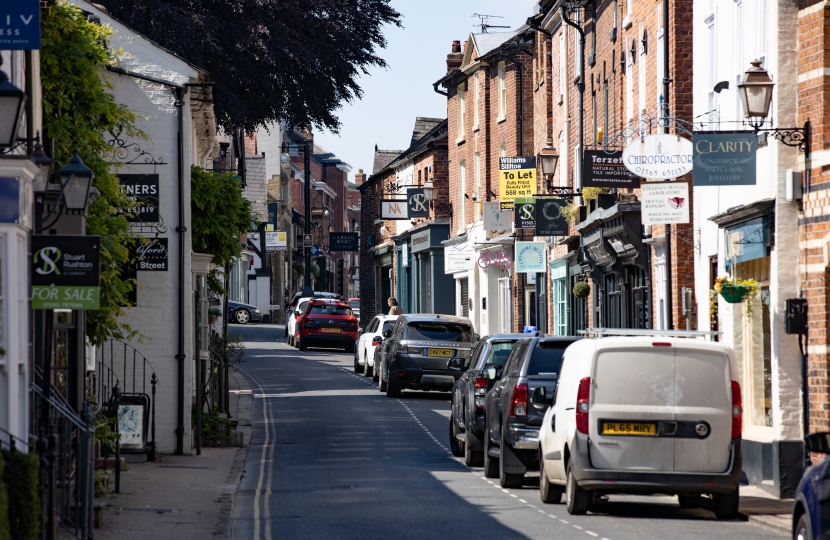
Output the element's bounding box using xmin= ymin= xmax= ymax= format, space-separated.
xmin=388 ymin=297 xmax=403 ymax=315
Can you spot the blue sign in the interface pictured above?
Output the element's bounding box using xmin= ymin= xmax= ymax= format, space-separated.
xmin=692 ymin=132 xmax=756 ymax=186
xmin=1 ymin=0 xmax=41 ymax=50
xmin=310 ymin=244 xmax=320 ymax=256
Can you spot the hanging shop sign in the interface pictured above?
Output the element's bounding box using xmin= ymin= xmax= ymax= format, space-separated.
xmin=265 ymin=231 xmax=287 ymax=252
xmin=380 ymin=199 xmax=408 ymax=220
xmin=330 ymin=232 xmax=359 ymax=251
xmin=118 ymin=174 xmax=160 ymax=223
xmin=640 ymin=181 xmax=690 ymax=224
xmin=411 ymin=229 xmax=431 ymax=253
xmin=515 ymin=241 xmax=547 ymax=274
xmin=536 ymin=199 xmax=569 ymax=236
xmin=477 ymin=248 xmax=512 ymax=270
xmin=622 ymin=134 xmax=694 ymax=179
xmin=445 ymin=250 xmax=473 ymax=273
xmin=499 ymin=156 xmax=536 ymax=209
xmin=31 ymin=235 xmax=100 ymax=309
xmin=583 ymin=150 xmax=639 ymax=188
xmin=0 ymin=0 xmax=40 ymax=50
xmin=514 ymin=197 xmax=536 ymax=229
xmin=135 ymin=238 xmax=168 ymax=271
xmin=483 ymin=202 xmax=513 ymax=230
xmin=692 ymin=132 xmax=757 ymax=186
xmin=406 ymin=188 xmax=430 ymax=218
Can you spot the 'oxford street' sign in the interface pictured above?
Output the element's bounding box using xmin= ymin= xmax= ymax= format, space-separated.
xmin=31 ymin=235 xmax=101 ymax=309
xmin=135 ymin=238 xmax=168 ymax=271
xmin=692 ymin=132 xmax=757 ymax=186
xmin=622 ymin=134 xmax=694 ymax=179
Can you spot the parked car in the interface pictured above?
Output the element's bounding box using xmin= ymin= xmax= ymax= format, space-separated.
xmin=483 ymin=336 xmax=578 ymax=488
xmin=228 ymin=300 xmax=262 ymax=324
xmin=537 ymin=336 xmax=742 ymax=518
xmin=286 ymin=291 xmax=344 ymax=335
xmin=449 ymin=334 xmax=526 ymax=466
xmin=286 ymin=297 xmax=313 ymax=346
xmin=294 ymin=299 xmax=358 ymax=352
xmin=793 ymin=432 xmax=830 ymax=540
xmin=354 ymin=315 xmax=398 ymax=376
xmin=375 ymin=314 xmax=476 ymax=397
xmin=349 ymin=298 xmax=360 ymax=320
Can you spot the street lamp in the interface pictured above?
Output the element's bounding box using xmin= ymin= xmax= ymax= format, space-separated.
xmin=538 ymin=143 xmax=560 ymax=191
xmin=31 ymin=142 xmax=53 ymax=193
xmin=422 ymin=180 xmax=435 ymax=202
xmin=57 ymin=149 xmax=94 ymax=211
xmin=0 ymin=66 xmax=26 ymax=149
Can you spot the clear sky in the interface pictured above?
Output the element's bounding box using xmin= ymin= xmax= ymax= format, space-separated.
xmin=314 ymin=0 xmax=539 ymax=179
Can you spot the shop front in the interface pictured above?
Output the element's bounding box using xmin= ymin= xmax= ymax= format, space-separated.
xmin=399 ymin=224 xmax=453 ymax=314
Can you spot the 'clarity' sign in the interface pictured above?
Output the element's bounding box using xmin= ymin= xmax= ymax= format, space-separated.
xmin=499 ymin=156 xmax=536 ymax=209
xmin=640 ymin=182 xmax=690 ymax=225
xmin=31 ymin=235 xmax=101 ymax=309
xmin=515 ymin=241 xmax=547 ymax=274
xmin=692 ymin=132 xmax=757 ymax=186
xmin=622 ymin=134 xmax=694 ymax=179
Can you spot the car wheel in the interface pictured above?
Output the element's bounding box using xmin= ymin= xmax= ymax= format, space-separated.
xmin=234 ymin=309 xmax=250 ymax=324
xmin=539 ymin=456 xmax=564 ymax=504
xmin=678 ymin=495 xmax=701 ymax=509
xmin=364 ymin=361 xmax=373 ymax=378
xmin=795 ymin=513 xmax=812 ymax=540
xmin=385 ymin=379 xmax=401 ymax=398
xmin=565 ymin=462 xmax=591 ymax=515
xmin=298 ymin=335 xmax=307 ymax=351
xmin=498 ymin=432 xmax=524 ymax=489
xmin=712 ymin=488 xmax=739 ymax=520
xmin=287 ymin=333 xmax=293 ymax=346
xmin=449 ymin=413 xmax=464 ymax=457
xmin=353 ymin=352 xmax=363 ymax=373
xmin=483 ymin=421 xmax=499 ymax=479
xmin=464 ymin=431 xmax=484 ymax=467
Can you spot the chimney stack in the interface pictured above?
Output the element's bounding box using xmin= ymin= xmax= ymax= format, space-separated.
xmin=447 ymin=40 xmax=463 ymax=73
xmin=354 ymin=169 xmax=367 ymax=186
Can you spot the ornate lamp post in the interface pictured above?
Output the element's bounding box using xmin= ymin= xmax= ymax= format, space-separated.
xmin=538 ymin=143 xmax=560 ymax=192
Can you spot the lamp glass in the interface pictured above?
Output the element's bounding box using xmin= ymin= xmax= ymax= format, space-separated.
xmin=31 ymin=143 xmax=53 ymax=193
xmin=539 ymin=145 xmax=560 ymax=176
xmin=62 ymin=173 xmax=92 ymax=210
xmin=737 ymin=61 xmax=775 ymax=120
xmin=0 ymin=89 xmax=25 ymax=148
xmin=423 ymin=180 xmax=435 ymax=202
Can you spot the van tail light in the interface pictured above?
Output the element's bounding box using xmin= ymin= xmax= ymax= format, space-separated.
xmin=731 ymin=381 xmax=742 ymax=439
xmin=475 ymin=377 xmax=487 ymax=409
xmin=576 ymin=377 xmax=591 ymax=435
xmin=510 ymin=383 xmax=528 ymax=417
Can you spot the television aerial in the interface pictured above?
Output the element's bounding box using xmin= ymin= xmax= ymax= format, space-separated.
xmin=471 ymin=13 xmax=510 ymax=33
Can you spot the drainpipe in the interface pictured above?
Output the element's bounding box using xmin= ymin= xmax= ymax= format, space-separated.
xmin=662 ymin=0 xmax=674 ymax=330
xmin=561 ymin=6 xmax=585 ymax=199
xmin=174 ymin=87 xmax=186 ymax=455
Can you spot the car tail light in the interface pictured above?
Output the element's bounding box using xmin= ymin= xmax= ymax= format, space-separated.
xmin=475 ymin=377 xmax=487 ymax=409
xmin=510 ymin=383 xmax=528 ymax=417
xmin=652 ymin=342 xmax=672 ymax=347
xmin=731 ymin=381 xmax=742 ymax=439
xmin=576 ymin=377 xmax=591 ymax=435
xmin=397 ymin=345 xmax=409 ymax=354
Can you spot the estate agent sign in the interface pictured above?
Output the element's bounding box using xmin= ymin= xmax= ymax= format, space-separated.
xmin=515 ymin=241 xmax=547 ymax=274
xmin=514 ymin=197 xmax=536 ymax=229
xmin=31 ymin=235 xmax=100 ymax=309
xmin=535 ymin=199 xmax=569 ymax=236
xmin=692 ymin=132 xmax=757 ymax=186
xmin=118 ymin=174 xmax=160 ymax=223
xmin=265 ymin=231 xmax=287 ymax=252
xmin=640 ymin=182 xmax=690 ymax=225
xmin=622 ymin=134 xmax=694 ymax=179
xmin=329 ymin=232 xmax=359 ymax=251
xmin=583 ymin=150 xmax=639 ymax=188
xmin=499 ymin=157 xmax=536 ymax=209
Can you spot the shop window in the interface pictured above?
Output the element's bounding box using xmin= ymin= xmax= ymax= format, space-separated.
xmin=737 ymin=257 xmax=772 ymax=428
xmin=553 ymin=277 xmax=568 ymax=336
xmin=498 ymin=276 xmax=512 ymax=333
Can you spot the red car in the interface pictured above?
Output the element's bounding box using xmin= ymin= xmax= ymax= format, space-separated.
xmin=294 ymin=299 xmax=358 ymax=352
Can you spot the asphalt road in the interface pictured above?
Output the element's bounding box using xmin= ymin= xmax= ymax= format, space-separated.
xmin=229 ymin=324 xmax=785 ymax=540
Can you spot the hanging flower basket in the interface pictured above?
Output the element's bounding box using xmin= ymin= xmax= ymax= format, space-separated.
xmin=573 ymin=281 xmax=591 ymax=299
xmin=718 ymin=285 xmax=752 ymax=304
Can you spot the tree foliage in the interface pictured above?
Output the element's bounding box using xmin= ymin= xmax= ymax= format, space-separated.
xmin=41 ymin=3 xmax=138 ymax=346
xmin=97 ymin=0 xmax=402 ymax=133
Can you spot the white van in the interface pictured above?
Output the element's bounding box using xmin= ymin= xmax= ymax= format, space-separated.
xmin=536 ymin=331 xmax=742 ymax=519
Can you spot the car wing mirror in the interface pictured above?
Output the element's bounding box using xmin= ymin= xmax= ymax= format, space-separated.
xmin=806 ymin=432 xmax=830 ymax=454
xmin=530 ymin=387 xmax=547 ymax=409
xmin=483 ymin=366 xmax=498 ymax=380
xmin=372 ymin=336 xmax=383 ymax=344
xmin=447 ymin=357 xmax=465 ymax=371
xmin=358 ymin=327 xmax=364 ymax=335
xmin=382 ymin=329 xmax=392 ymax=338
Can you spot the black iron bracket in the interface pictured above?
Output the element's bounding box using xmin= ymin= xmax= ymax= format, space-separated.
xmin=756 ymin=121 xmax=810 ymax=157
xmin=535 ymin=187 xmax=582 ymax=198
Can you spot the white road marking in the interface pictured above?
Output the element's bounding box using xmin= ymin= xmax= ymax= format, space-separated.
xmin=585 ymin=532 xmax=599 ymax=537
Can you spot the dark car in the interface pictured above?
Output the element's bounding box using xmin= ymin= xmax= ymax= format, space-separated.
xmin=449 ymin=334 xmax=526 ymax=466
xmin=483 ymin=336 xmax=579 ymax=488
xmin=294 ymin=299 xmax=358 ymax=352
xmin=793 ymin=432 xmax=830 ymax=540
xmin=228 ymin=300 xmax=263 ymax=324
xmin=376 ymin=314 xmax=476 ymax=398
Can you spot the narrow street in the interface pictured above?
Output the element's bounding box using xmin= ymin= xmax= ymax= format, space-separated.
xmin=230 ymin=326 xmax=785 ymax=540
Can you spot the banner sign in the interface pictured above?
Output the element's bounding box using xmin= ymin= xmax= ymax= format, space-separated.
xmin=583 ymin=150 xmax=639 ymax=188
xmin=406 ymin=189 xmax=429 ymax=218
xmin=31 ymin=235 xmax=101 ymax=309
xmin=135 ymin=238 xmax=168 ymax=271
xmin=514 ymin=197 xmax=536 ymax=229
xmin=483 ymin=202 xmax=513 ymax=230
xmin=692 ymin=132 xmax=757 ymax=186
xmin=330 ymin=232 xmax=359 ymax=251
xmin=515 ymin=241 xmax=547 ymax=274
xmin=265 ymin=231 xmax=287 ymax=252
xmin=622 ymin=134 xmax=694 ymax=179
xmin=380 ymin=199 xmax=408 ymax=220
xmin=0 ymin=0 xmax=40 ymax=50
xmin=499 ymin=156 xmax=536 ymax=207
xmin=536 ymin=199 xmax=569 ymax=236
xmin=118 ymin=174 xmax=160 ymax=223
xmin=641 ymin=182 xmax=690 ymax=224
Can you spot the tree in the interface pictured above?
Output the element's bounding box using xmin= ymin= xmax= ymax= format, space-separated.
xmin=97 ymin=0 xmax=402 ymax=133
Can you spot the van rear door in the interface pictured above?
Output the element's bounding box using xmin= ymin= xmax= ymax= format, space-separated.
xmin=673 ymin=343 xmax=732 ymax=473
xmin=589 ymin=342 xmax=675 ymax=471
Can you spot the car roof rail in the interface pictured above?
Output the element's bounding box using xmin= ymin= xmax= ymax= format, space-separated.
xmin=577 ymin=328 xmax=722 ymax=341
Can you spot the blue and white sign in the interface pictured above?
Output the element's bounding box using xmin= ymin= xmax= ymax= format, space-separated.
xmin=515 ymin=241 xmax=547 ymax=274
xmin=1 ymin=0 xmax=41 ymax=50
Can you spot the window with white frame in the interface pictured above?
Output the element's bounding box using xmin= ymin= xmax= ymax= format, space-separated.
xmin=473 ymin=72 xmax=480 ymax=130
xmin=734 ymin=0 xmax=743 ymax=122
xmin=638 ymin=23 xmax=647 ymax=116
xmin=457 ymin=84 xmax=466 ymax=141
xmin=458 ymin=160 xmax=466 ymax=231
xmin=559 ymin=30 xmax=566 ymax=103
xmin=499 ymin=141 xmax=507 ymax=159
xmin=705 ymin=14 xmax=715 ymax=114
xmin=657 ymin=5 xmax=665 ymax=112
xmin=756 ymin=0 xmax=767 ymax=65
xmin=498 ymin=275 xmax=512 ymax=333
xmin=498 ymin=61 xmax=507 ymax=119
xmin=473 ymin=151 xmax=481 ymax=221
xmin=625 ymin=36 xmax=633 ymax=123
xmin=559 ymin=131 xmax=567 ymax=186
xmin=623 ymin=0 xmax=633 ymax=28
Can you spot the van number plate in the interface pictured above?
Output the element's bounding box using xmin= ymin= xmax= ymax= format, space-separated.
xmin=427 ymin=348 xmax=453 ymax=357
xmin=601 ymin=422 xmax=657 ymax=436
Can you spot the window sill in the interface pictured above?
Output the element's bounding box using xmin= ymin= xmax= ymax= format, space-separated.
xmin=497 ymin=115 xmax=506 ymax=124
xmin=473 ymin=124 xmax=479 ymax=133
xmin=557 ymin=94 xmax=563 ymax=105
xmin=622 ymin=15 xmax=632 ymax=29
xmin=456 ymin=136 xmax=465 ymax=145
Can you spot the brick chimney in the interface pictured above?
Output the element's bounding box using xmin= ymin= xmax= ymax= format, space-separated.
xmin=354 ymin=169 xmax=367 ymax=186
xmin=447 ymin=40 xmax=463 ymax=74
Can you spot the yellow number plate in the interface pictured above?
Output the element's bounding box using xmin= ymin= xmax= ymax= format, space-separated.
xmin=427 ymin=348 xmax=453 ymax=357
xmin=602 ymin=422 xmax=657 ymax=436
xmin=321 ymin=328 xmax=340 ymax=333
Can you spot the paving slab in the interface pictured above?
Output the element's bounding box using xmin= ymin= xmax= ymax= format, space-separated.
xmin=740 ymin=485 xmax=793 ymax=535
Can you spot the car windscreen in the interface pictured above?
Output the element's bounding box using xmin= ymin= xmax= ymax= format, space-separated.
xmin=349 ymin=300 xmax=360 ymax=309
xmin=484 ymin=341 xmax=519 ymax=367
xmin=297 ymin=300 xmax=310 ymax=312
xmin=310 ymin=305 xmax=353 ymax=316
xmin=527 ymin=342 xmax=571 ymax=377
xmin=406 ymin=322 xmax=473 ymax=342
xmin=381 ymin=321 xmax=395 ymax=333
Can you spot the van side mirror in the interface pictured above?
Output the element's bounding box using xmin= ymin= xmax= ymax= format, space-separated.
xmin=530 ymin=387 xmax=547 ymax=409
xmin=806 ymin=432 xmax=830 ymax=454
xmin=447 ymin=358 xmax=465 ymax=371
xmin=382 ymin=328 xmax=392 ymax=338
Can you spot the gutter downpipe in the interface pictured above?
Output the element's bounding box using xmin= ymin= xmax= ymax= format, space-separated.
xmin=561 ymin=6 xmax=585 ymax=202
xmin=662 ymin=0 xmax=674 ymax=330
xmin=174 ymin=86 xmax=186 ymax=455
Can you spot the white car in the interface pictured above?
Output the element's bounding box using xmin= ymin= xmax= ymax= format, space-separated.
xmin=286 ymin=297 xmax=313 ymax=346
xmin=353 ymin=315 xmax=398 ymax=377
xmin=537 ymin=333 xmax=742 ymax=519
